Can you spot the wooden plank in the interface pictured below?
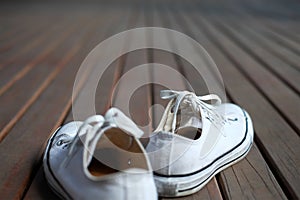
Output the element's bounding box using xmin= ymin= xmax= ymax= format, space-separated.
xmin=0 ymin=14 xmax=67 ymax=58
xmin=0 ymin=15 xmax=50 ymax=55
xmin=206 ymin=0 xmax=300 ymax=43
xmin=25 ymin=6 xmax=145 ymax=200
xmin=0 ymin=37 xmax=84 ymax=200
xmin=0 ymin=16 xmax=65 ymax=63
xmin=218 ymin=144 xmax=287 ymax=199
xmin=188 ymin=13 xmax=299 ymax=199
xmin=262 ymin=29 xmax=300 ymax=57
xmin=0 ymin=15 xmax=103 ymax=200
xmin=0 ymin=18 xmax=79 ymax=93
xmin=218 ymin=18 xmax=300 ymax=94
xmin=0 ymin=19 xmax=53 ymax=61
xmin=0 ymin=20 xmax=27 ymax=45
xmin=245 ymin=18 xmax=300 ymax=56
xmin=227 ymin=17 xmax=300 ymax=72
xmin=209 ymin=18 xmax=300 ymax=134
xmin=239 ymin=1 xmax=299 ymax=22
xmin=265 ymin=21 xmax=300 ymax=45
xmin=0 ymin=17 xmax=72 ymax=92
xmin=168 ymin=8 xmax=287 ymax=200
xmin=0 ymin=17 xmax=90 ymax=142
xmin=1 ymin=2 xmax=298 ymax=200
xmin=154 ymin=7 xmax=222 ymax=200
xmin=220 ymin=0 xmax=300 ymax=67
xmin=23 ymin=8 xmax=132 ymax=200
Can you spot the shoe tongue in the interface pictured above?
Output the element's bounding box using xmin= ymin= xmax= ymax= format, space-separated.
xmin=176 ymin=106 xmax=202 ymax=131
xmin=178 ymin=115 xmax=202 ymax=130
xmin=104 ymin=107 xmax=144 ymax=138
xmin=163 ymin=100 xmax=203 ymax=133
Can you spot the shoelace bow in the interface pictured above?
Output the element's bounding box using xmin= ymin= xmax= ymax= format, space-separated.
xmin=160 ymin=90 xmax=222 ymax=133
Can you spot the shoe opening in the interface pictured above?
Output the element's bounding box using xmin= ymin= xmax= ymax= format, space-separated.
xmin=163 ymin=104 xmax=203 ymax=140
xmin=176 ymin=127 xmax=202 ymax=140
xmin=88 ymin=128 xmax=149 ymax=177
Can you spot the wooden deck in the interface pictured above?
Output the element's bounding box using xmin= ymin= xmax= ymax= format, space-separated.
xmin=0 ymin=0 xmax=299 ymax=199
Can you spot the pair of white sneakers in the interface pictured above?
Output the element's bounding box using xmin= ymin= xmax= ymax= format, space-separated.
xmin=43 ymin=90 xmax=254 ymax=199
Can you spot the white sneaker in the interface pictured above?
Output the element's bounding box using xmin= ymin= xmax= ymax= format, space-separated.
xmin=146 ymin=90 xmax=254 ymax=197
xmin=43 ymin=108 xmax=157 ymax=200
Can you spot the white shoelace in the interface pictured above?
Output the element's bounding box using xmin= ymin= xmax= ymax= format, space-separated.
xmin=160 ymin=90 xmax=222 ymax=133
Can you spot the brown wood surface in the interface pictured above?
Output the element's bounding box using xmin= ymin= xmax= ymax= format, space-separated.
xmin=0 ymin=25 xmax=97 ymax=200
xmin=0 ymin=17 xmax=51 ymax=58
xmin=0 ymin=17 xmax=72 ymax=92
xmin=205 ymin=16 xmax=300 ymax=134
xmin=0 ymin=0 xmax=299 ymax=199
xmin=221 ymin=18 xmax=300 ymax=94
xmin=167 ymin=9 xmax=287 ymax=200
xmin=0 ymin=16 xmax=90 ymax=141
xmin=193 ymin=17 xmax=299 ymax=199
xmin=24 ymin=8 xmax=132 ymax=199
xmin=195 ymin=15 xmax=299 ymax=200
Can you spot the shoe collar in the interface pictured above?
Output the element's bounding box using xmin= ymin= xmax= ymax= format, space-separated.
xmin=61 ymin=108 xmax=150 ymax=179
xmin=83 ymin=108 xmax=144 ymax=166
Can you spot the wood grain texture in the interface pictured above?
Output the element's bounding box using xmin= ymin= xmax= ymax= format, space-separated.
xmin=234 ymin=12 xmax=300 ymax=59
xmin=221 ymin=18 xmax=300 ymax=94
xmin=0 ymin=19 xmax=89 ymax=142
xmin=1 ymin=1 xmax=299 ymax=199
xmin=192 ymin=14 xmax=299 ymax=199
xmin=168 ymin=9 xmax=287 ymax=200
xmin=262 ymin=20 xmax=300 ymax=46
xmin=257 ymin=27 xmax=300 ymax=59
xmin=0 ymin=14 xmax=103 ymax=199
xmin=228 ymin=22 xmax=300 ymax=72
xmin=210 ymin=18 xmax=300 ymax=134
xmin=0 ymin=15 xmax=49 ymax=56
xmin=0 ymin=17 xmax=71 ymax=91
xmin=219 ymin=144 xmax=286 ymax=199
xmin=23 ymin=10 xmax=131 ymax=200
xmin=211 ymin=19 xmax=300 ymax=134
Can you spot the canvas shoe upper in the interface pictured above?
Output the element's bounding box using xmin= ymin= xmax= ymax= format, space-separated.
xmin=146 ymin=90 xmax=254 ymax=197
xmin=43 ymin=108 xmax=157 ymax=200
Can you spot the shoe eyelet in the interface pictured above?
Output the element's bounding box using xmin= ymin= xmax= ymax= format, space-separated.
xmin=228 ymin=118 xmax=238 ymax=122
xmin=56 ymin=139 xmax=70 ymax=146
xmin=56 ymin=140 xmax=64 ymax=146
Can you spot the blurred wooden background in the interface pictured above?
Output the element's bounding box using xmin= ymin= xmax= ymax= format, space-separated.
xmin=0 ymin=0 xmax=299 ymax=199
